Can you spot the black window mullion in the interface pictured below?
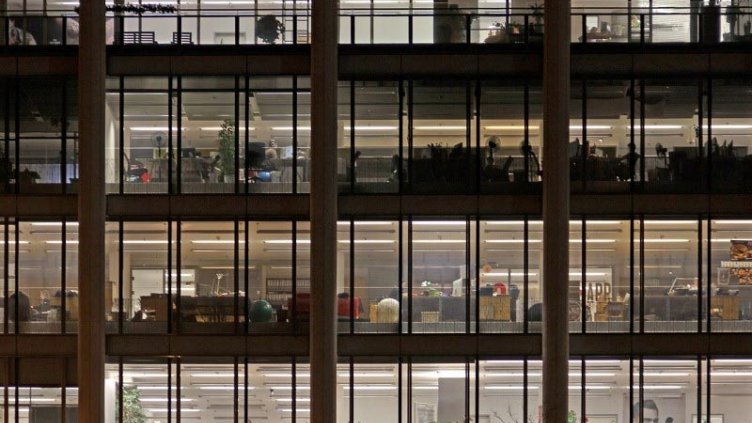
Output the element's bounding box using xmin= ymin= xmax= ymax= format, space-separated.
xmin=697 ymin=356 xmax=703 ymax=423
xmin=629 ymin=78 xmax=636 ymax=192
xmin=398 ymin=216 xmax=404 ymax=334
xmin=244 ymin=219 xmax=250 ymax=334
xmin=398 ymin=357 xmax=403 ymax=423
xmin=465 ymin=217 xmax=471 ymax=334
xmin=349 ymin=357 xmax=354 ymax=423
xmin=639 ymin=216 xmax=645 ymax=333
xmin=176 ymin=219 xmax=182 ymax=334
xmin=168 ymin=77 xmax=174 ymax=194
xmin=14 ymin=79 xmax=19 ymax=195
xmin=524 ymin=216 xmax=529 ymax=333
xmin=707 ymin=218 xmax=713 ymax=333
xmin=61 ymin=78 xmax=67 ymax=194
xmin=474 ymin=216 xmax=480 ymax=334
xmin=244 ymin=77 xmax=250 ymax=195
xmin=292 ymin=77 xmax=298 ymax=194
xmin=291 ymin=357 xmax=296 ymax=422
xmin=523 ymin=82 xmax=530 ymax=183
xmin=118 ymin=76 xmax=125 ymax=194
xmin=697 ymin=218 xmax=703 ymax=333
xmin=118 ymin=221 xmax=124 ymax=334
xmin=349 ymin=218 xmax=355 ymax=334
xmin=234 ymin=76 xmax=240 ymax=194
xmin=407 ymin=81 xmax=414 ymax=193
xmin=474 ymin=80 xmax=481 ymax=194
xmin=639 ymin=81 xmax=646 ymax=186
xmin=629 ymin=218 xmax=635 ymax=334
xmin=581 ymin=80 xmax=588 ymax=191
xmin=465 ymin=80 xmax=472 ymax=193
xmin=176 ymin=357 xmax=181 ymax=423
xmin=581 ymin=357 xmax=586 ymax=420
xmin=61 ymin=219 xmax=67 ymax=334
xmin=292 ymin=220 xmax=298 ymax=334
xmin=581 ymin=217 xmax=587 ymax=333
xmin=234 ymin=219 xmax=240 ymax=333
xmin=117 ymin=357 xmax=124 ymax=423
xmin=176 ymin=77 xmax=182 ymax=194
xmin=3 ymin=218 xmax=8 ymax=334
xmin=234 ymin=357 xmax=239 ymax=423
xmin=398 ymin=79 xmax=404 ymax=193
xmin=13 ymin=223 xmax=19 ymax=334
xmin=349 ymin=80 xmax=355 ymax=193
xmin=167 ymin=221 xmax=173 ymax=333
xmin=407 ymin=218 xmax=413 ymax=334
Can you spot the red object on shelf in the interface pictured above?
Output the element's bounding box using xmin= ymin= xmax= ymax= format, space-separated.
xmin=337 ymin=296 xmax=360 ymax=319
xmin=494 ymin=283 xmax=507 ymax=296
xmin=288 ymin=293 xmax=360 ymax=319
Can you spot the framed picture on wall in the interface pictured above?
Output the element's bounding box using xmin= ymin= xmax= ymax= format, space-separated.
xmin=691 ymin=415 xmax=723 ymax=423
xmin=414 ymin=402 xmax=436 ymax=423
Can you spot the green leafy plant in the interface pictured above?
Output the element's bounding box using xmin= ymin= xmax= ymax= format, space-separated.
xmin=530 ymin=3 xmax=544 ymax=25
xmin=118 ymin=386 xmax=147 ymax=423
xmin=256 ymin=15 xmax=285 ymax=44
xmin=217 ymin=119 xmax=236 ymax=181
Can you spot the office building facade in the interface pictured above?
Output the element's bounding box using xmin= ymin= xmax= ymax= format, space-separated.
xmin=2 ymin=0 xmax=752 ymax=422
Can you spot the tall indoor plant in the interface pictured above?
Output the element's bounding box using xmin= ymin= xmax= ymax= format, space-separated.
xmin=218 ymin=119 xmax=236 ymax=183
xmin=119 ymin=386 xmax=147 ymax=423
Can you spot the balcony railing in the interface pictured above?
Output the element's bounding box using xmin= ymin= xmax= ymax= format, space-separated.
xmin=0 ymin=6 xmax=750 ymax=46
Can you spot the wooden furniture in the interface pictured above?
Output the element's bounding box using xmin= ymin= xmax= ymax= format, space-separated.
xmin=479 ymin=296 xmax=511 ymax=321
xmin=711 ymin=296 xmax=741 ymax=320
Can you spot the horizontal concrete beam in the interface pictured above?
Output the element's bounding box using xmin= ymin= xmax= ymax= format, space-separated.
xmin=1 ymin=193 xmax=752 ymax=218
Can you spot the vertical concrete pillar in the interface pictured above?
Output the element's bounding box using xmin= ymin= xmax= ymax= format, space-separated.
xmin=543 ymin=0 xmax=570 ymax=422
xmin=309 ymin=0 xmax=338 ymax=418
xmin=77 ymin=0 xmax=106 ymax=421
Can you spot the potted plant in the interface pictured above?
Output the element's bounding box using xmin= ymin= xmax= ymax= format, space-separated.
xmin=256 ymin=15 xmax=285 ymax=44
xmin=18 ymin=168 xmax=40 ymax=185
xmin=118 ymin=386 xmax=147 ymax=423
xmin=530 ymin=3 xmax=544 ymax=33
xmin=217 ymin=120 xmax=236 ymax=183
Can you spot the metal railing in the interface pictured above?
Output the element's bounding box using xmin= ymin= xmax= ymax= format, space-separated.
xmin=0 ymin=6 xmax=750 ymax=46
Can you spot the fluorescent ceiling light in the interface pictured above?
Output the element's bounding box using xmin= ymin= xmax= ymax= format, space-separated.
xmin=644 ymin=220 xmax=696 ymax=225
xmin=412 ymin=239 xmax=465 ymax=244
xmin=484 ymin=125 xmax=531 ymax=131
xmin=44 ymin=240 xmax=79 ymax=244
xmin=342 ymin=385 xmax=397 ymax=390
xmin=191 ymin=240 xmax=244 ymax=244
xmin=344 ymin=126 xmax=398 ymax=131
xmin=643 ymin=239 xmax=690 ymax=243
xmin=123 ymin=240 xmax=170 ymax=244
xmin=337 ymin=221 xmax=393 ymax=226
xmin=337 ymin=240 xmax=395 ymax=244
xmin=264 ymin=239 xmax=311 ymax=244
xmin=30 ymin=222 xmax=79 ymax=227
xmin=129 ymin=127 xmax=182 ymax=132
xmin=712 ymin=220 xmax=752 ymax=225
xmin=412 ymin=221 xmax=467 ymax=226
xmin=414 ymin=125 xmax=466 ymax=130
xmin=139 ymin=398 xmax=195 ymax=403
xmin=703 ymin=124 xmax=752 ymax=129
xmin=569 ymin=125 xmax=612 ymax=130
xmin=485 ymin=385 xmax=539 ymax=390
xmin=272 ymin=126 xmax=311 ymax=131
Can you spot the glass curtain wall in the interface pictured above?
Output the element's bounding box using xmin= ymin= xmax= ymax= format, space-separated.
xmin=92 ymin=357 xmax=752 ymax=422
xmin=4 ymin=217 xmax=752 ymax=335
xmin=106 ymin=76 xmax=309 ymax=194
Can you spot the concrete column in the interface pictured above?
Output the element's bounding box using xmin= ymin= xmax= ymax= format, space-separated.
xmin=309 ymin=0 xmax=338 ymax=419
xmin=77 ymin=0 xmax=106 ymax=421
xmin=542 ymin=0 xmax=570 ymax=422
